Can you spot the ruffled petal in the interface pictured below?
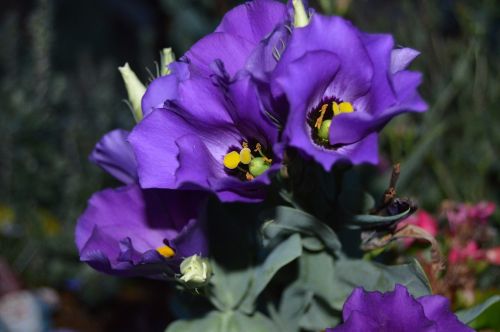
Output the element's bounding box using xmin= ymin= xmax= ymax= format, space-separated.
xmin=183 ymin=32 xmax=255 ymax=77
xmin=129 ymin=107 xmax=241 ymax=190
xmin=141 ymin=74 xmax=180 ymax=117
xmin=391 ymin=47 xmax=420 ymax=74
xmin=418 ymin=295 xmax=474 ymax=332
xmin=342 ymin=285 xmax=436 ymax=331
xmin=215 ymin=0 xmax=287 ymax=45
xmin=89 ymin=129 xmax=137 ymax=184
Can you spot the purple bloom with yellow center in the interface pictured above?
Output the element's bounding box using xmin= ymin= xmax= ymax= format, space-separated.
xmin=129 ymin=69 xmax=280 ymax=203
xmin=76 ymin=185 xmax=208 ymax=278
xmin=327 ymin=284 xmax=473 ymax=332
xmin=264 ymin=9 xmax=427 ymax=170
xmin=77 ymin=129 xmax=209 ymax=278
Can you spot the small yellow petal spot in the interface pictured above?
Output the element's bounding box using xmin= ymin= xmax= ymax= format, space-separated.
xmin=339 ymin=101 xmax=354 ymax=114
xmin=223 ymin=151 xmax=241 ymax=169
xmin=157 ymin=245 xmax=175 ymax=258
xmin=240 ymin=147 xmax=252 ymax=164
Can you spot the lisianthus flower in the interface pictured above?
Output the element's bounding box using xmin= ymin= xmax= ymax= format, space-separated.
xmin=76 ymin=185 xmax=208 ymax=278
xmin=264 ymin=10 xmax=426 ymax=170
xmin=327 ymin=284 xmax=472 ymax=331
xmin=81 ymin=128 xmax=209 ymax=278
xmin=130 ymin=68 xmax=280 ymax=202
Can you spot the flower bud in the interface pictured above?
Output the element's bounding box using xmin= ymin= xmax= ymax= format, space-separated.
xmin=179 ymin=255 xmax=212 ymax=288
xmin=118 ymin=63 xmax=146 ymax=122
xmin=160 ymin=48 xmax=176 ymax=76
xmin=292 ymin=0 xmax=309 ymax=28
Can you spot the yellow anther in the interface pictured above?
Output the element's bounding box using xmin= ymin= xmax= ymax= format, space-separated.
xmin=314 ymin=103 xmax=329 ymax=129
xmin=254 ymin=143 xmax=262 ymax=152
xmin=223 ymin=151 xmax=241 ymax=169
xmin=157 ymin=245 xmax=175 ymax=258
xmin=332 ymin=102 xmax=341 ymax=116
xmin=239 ymin=147 xmax=252 ymax=165
xmin=339 ymin=101 xmax=354 ymax=114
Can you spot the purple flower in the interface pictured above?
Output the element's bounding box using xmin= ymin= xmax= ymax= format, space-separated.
xmin=82 ymin=127 xmax=209 ymax=278
xmin=130 ymin=69 xmax=280 ymax=203
xmin=265 ymin=13 xmax=427 ymax=170
xmin=76 ymin=184 xmax=208 ymax=278
xmin=327 ymin=284 xmax=473 ymax=332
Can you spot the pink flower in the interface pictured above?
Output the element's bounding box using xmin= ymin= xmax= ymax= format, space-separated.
xmin=448 ymin=242 xmax=484 ymax=264
xmin=485 ymin=247 xmax=500 ymax=265
xmin=467 ymin=201 xmax=495 ymax=221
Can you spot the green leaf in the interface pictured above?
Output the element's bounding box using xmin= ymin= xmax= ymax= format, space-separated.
xmin=348 ymin=208 xmax=412 ymax=229
xmin=209 ymin=261 xmax=252 ymax=311
xmin=456 ymin=295 xmax=500 ymax=325
xmin=262 ymin=206 xmax=342 ymax=254
xmin=166 ymin=311 xmax=276 ymax=332
xmin=239 ymin=233 xmax=302 ymax=313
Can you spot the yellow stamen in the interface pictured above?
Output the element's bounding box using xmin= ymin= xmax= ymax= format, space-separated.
xmin=157 ymin=245 xmax=175 ymax=258
xmin=223 ymin=151 xmax=241 ymax=169
xmin=314 ymin=103 xmax=329 ymax=129
xmin=332 ymin=101 xmax=340 ymax=116
xmin=239 ymin=147 xmax=252 ymax=165
xmin=245 ymin=172 xmax=254 ymax=181
xmin=242 ymin=142 xmax=249 ymax=148
xmin=339 ymin=101 xmax=354 ymax=114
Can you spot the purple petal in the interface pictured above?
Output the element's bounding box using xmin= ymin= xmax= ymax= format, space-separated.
xmin=342 ymin=285 xmax=436 ymax=331
xmin=391 ymin=47 xmax=420 ymax=74
xmin=331 ymin=310 xmax=379 ymax=331
xmin=129 ymin=107 xmax=240 ymax=190
xmin=275 ymin=14 xmax=374 ymax=102
xmin=89 ymin=129 xmax=137 ymax=184
xmin=215 ymin=0 xmax=287 ymax=45
xmin=418 ymin=295 xmax=474 ymax=332
xmin=183 ymin=32 xmax=255 ymax=77
xmin=141 ymin=74 xmax=180 ymax=117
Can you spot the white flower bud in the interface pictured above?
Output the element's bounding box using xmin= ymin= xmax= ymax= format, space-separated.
xmin=160 ymin=48 xmax=176 ymax=76
xmin=179 ymin=255 xmax=212 ymax=288
xmin=293 ymin=0 xmax=310 ymax=28
xmin=118 ymin=63 xmax=146 ymax=122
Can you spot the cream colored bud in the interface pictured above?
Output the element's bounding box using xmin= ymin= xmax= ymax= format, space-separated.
xmin=293 ymin=0 xmax=310 ymax=28
xmin=161 ymin=48 xmax=176 ymax=76
xmin=179 ymin=255 xmax=212 ymax=288
xmin=118 ymin=63 xmax=146 ymax=122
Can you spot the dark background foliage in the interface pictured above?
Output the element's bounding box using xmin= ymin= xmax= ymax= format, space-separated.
xmin=0 ymin=0 xmax=498 ymax=331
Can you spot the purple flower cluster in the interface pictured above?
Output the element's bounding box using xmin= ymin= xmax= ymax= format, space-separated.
xmin=327 ymin=285 xmax=472 ymax=332
xmin=76 ymin=0 xmax=426 ymax=279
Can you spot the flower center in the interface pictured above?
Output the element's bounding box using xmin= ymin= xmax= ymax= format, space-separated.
xmin=223 ymin=141 xmax=272 ymax=181
xmin=307 ymin=98 xmax=354 ymax=148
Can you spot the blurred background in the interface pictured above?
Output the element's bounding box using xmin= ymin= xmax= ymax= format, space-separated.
xmin=0 ymin=0 xmax=498 ymax=331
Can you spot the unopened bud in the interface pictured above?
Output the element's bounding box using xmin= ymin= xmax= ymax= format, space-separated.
xmin=293 ymin=0 xmax=310 ymax=28
xmin=118 ymin=63 xmax=146 ymax=122
xmin=161 ymin=48 xmax=176 ymax=76
xmin=179 ymin=255 xmax=212 ymax=288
